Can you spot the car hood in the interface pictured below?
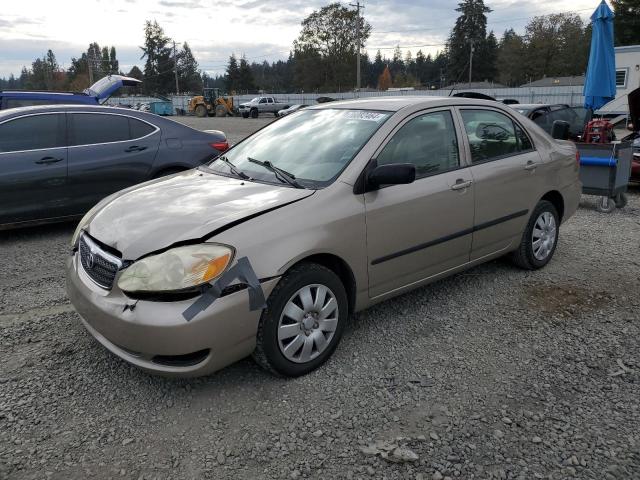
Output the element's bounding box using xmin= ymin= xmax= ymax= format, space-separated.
xmin=86 ymin=169 xmax=314 ymax=259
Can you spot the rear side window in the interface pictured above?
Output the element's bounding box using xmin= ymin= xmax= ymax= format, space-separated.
xmin=377 ymin=110 xmax=460 ymax=178
xmin=460 ymin=109 xmax=533 ymax=163
xmin=0 ymin=114 xmax=65 ymax=152
xmin=69 ymin=113 xmax=130 ymax=146
xmin=129 ymin=118 xmax=155 ymax=139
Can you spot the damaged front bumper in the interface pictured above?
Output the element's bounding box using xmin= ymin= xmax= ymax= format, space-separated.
xmin=66 ymin=252 xmax=279 ymax=377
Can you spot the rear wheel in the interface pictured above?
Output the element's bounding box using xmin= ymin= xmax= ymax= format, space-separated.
xmin=215 ymin=104 xmax=227 ymax=117
xmin=510 ymin=200 xmax=559 ymax=270
xmin=614 ymin=192 xmax=628 ymax=209
xmin=253 ymin=263 xmax=347 ymax=377
xmin=195 ymin=104 xmax=208 ymax=118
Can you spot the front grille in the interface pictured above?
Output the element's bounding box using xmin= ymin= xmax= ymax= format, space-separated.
xmin=79 ymin=234 xmax=122 ymax=289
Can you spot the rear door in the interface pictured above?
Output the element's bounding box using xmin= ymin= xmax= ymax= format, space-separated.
xmin=66 ymin=112 xmax=160 ymax=214
xmin=456 ymin=107 xmax=543 ymax=260
xmin=364 ymin=108 xmax=475 ymax=298
xmin=0 ymin=113 xmax=68 ymax=224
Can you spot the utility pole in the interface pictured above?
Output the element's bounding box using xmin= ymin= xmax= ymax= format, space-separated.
xmin=350 ymin=1 xmax=364 ymax=92
xmin=88 ymin=53 xmax=94 ymax=85
xmin=173 ymin=41 xmax=180 ymax=95
xmin=468 ymin=41 xmax=474 ymax=87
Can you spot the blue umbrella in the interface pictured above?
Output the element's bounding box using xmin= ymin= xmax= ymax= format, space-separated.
xmin=583 ymin=1 xmax=616 ymax=110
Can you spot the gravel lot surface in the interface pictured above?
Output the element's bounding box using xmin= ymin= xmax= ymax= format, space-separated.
xmin=171 ymin=116 xmax=275 ymax=145
xmin=1 ymin=115 xmax=639 ymax=480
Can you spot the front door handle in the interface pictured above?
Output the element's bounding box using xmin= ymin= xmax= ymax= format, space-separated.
xmin=524 ymin=161 xmax=537 ymax=171
xmin=35 ymin=156 xmax=63 ymax=165
xmin=451 ymin=179 xmax=473 ymax=191
xmin=125 ymin=145 xmax=147 ymax=153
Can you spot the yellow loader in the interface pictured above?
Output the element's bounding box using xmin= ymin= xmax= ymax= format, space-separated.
xmin=188 ymin=88 xmax=234 ymax=117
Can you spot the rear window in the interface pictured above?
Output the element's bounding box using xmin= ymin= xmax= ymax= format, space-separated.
xmin=0 ymin=114 xmax=65 ymax=152
xmin=129 ymin=118 xmax=155 ymax=138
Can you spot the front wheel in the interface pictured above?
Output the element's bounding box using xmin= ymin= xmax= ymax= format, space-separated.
xmin=250 ymin=108 xmax=259 ymax=118
xmin=510 ymin=200 xmax=559 ymax=270
xmin=596 ymin=196 xmax=617 ymax=213
xmin=253 ymin=263 xmax=347 ymax=377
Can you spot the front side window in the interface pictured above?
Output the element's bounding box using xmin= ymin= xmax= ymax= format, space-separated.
xmin=460 ymin=109 xmax=532 ymax=163
xmin=208 ymin=108 xmax=391 ymax=188
xmin=376 ymin=110 xmax=460 ymax=178
xmin=69 ymin=113 xmax=130 ymax=146
xmin=0 ymin=114 xmax=65 ymax=152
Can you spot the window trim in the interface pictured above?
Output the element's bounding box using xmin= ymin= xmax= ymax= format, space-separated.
xmin=0 ymin=112 xmax=67 ymax=155
xmin=370 ymin=107 xmax=467 ymax=182
xmin=456 ymin=106 xmax=536 ymax=166
xmin=66 ymin=111 xmax=159 ymax=149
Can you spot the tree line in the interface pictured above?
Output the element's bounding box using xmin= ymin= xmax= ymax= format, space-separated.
xmin=1 ymin=0 xmax=639 ymax=94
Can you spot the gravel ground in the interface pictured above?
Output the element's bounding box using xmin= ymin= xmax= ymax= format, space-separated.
xmin=1 ymin=142 xmax=639 ymax=479
xmin=171 ymin=116 xmax=275 ymax=144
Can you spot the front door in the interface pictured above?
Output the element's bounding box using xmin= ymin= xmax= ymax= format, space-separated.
xmin=364 ymin=109 xmax=474 ymax=298
xmin=0 ymin=113 xmax=68 ymax=224
xmin=457 ymin=108 xmax=543 ymax=260
xmin=66 ymin=112 xmax=160 ymax=214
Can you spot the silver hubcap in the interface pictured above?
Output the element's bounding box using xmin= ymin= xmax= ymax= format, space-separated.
xmin=277 ymin=284 xmax=339 ymax=364
xmin=532 ymin=211 xmax=557 ymax=261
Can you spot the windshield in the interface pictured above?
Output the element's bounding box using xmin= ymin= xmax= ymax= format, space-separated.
xmin=250 ymin=97 xmax=260 ymax=103
xmin=208 ymin=108 xmax=391 ymax=188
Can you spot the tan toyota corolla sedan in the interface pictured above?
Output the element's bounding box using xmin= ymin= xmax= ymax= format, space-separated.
xmin=67 ymin=97 xmax=581 ymax=377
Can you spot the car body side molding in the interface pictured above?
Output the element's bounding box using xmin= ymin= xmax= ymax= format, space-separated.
xmin=371 ymin=209 xmax=528 ymax=265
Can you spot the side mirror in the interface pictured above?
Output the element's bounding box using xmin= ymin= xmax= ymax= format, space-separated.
xmin=551 ymin=120 xmax=571 ymax=140
xmin=367 ymin=163 xmax=416 ymax=189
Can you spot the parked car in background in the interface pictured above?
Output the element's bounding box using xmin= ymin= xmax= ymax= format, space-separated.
xmin=0 ymin=105 xmax=228 ymax=229
xmin=239 ymin=96 xmax=289 ymax=118
xmin=66 ymin=97 xmax=581 ymax=378
xmin=0 ymin=75 xmax=141 ymax=110
xmin=277 ymin=104 xmax=308 ymax=117
xmin=512 ymin=104 xmax=591 ymax=141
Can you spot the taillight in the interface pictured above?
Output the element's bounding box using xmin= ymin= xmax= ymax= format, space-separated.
xmin=210 ymin=141 xmax=229 ymax=152
xmin=575 ymin=150 xmax=580 ymax=166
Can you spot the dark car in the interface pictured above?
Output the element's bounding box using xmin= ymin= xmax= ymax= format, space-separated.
xmin=0 ymin=75 xmax=141 ymax=110
xmin=512 ymin=104 xmax=591 ymax=141
xmin=0 ymin=105 xmax=228 ymax=229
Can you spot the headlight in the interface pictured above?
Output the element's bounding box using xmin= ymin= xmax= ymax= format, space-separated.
xmin=117 ymin=244 xmax=233 ymax=293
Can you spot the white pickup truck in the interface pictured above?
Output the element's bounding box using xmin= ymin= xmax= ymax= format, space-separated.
xmin=239 ymin=96 xmax=289 ymax=118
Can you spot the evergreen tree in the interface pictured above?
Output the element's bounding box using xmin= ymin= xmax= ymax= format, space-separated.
xmin=447 ymin=0 xmax=492 ymax=85
xmin=177 ymin=42 xmax=202 ymax=93
xmin=496 ymin=29 xmax=526 ymax=86
xmin=109 ymin=47 xmax=119 ymax=74
xmin=140 ymin=20 xmax=174 ymax=94
xmin=238 ymin=55 xmax=255 ymax=92
xmin=612 ymin=0 xmax=640 ymax=46
xmin=225 ymin=54 xmax=240 ymax=92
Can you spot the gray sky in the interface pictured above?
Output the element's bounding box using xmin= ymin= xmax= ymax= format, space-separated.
xmin=0 ymin=0 xmax=599 ymax=78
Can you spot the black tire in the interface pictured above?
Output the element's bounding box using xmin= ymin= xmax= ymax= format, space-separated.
xmin=274 ymin=111 xmax=279 ymax=117
xmin=253 ymin=263 xmax=348 ymax=377
xmin=195 ymin=104 xmax=208 ymax=118
xmin=596 ymin=196 xmax=616 ymax=213
xmin=614 ymin=192 xmax=628 ymax=209
xmin=510 ymin=200 xmax=560 ymax=270
xmin=250 ymin=108 xmax=259 ymax=118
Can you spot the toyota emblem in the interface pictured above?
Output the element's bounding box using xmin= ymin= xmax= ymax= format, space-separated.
xmin=87 ymin=252 xmax=95 ymax=270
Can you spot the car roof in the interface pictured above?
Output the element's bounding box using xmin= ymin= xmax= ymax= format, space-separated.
xmin=309 ymin=96 xmax=508 ymax=112
xmin=0 ymin=104 xmax=155 ymax=120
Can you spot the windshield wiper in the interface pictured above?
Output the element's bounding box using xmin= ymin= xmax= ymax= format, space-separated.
xmin=217 ymin=156 xmax=249 ymax=179
xmin=247 ymin=157 xmax=304 ymax=189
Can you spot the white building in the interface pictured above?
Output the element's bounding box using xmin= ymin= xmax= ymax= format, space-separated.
xmin=599 ymin=44 xmax=640 ymax=115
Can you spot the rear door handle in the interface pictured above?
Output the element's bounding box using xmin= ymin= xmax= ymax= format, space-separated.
xmin=451 ymin=179 xmax=473 ymax=191
xmin=35 ymin=156 xmax=63 ymax=165
xmin=524 ymin=161 xmax=537 ymax=171
xmin=125 ymin=145 xmax=147 ymax=152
